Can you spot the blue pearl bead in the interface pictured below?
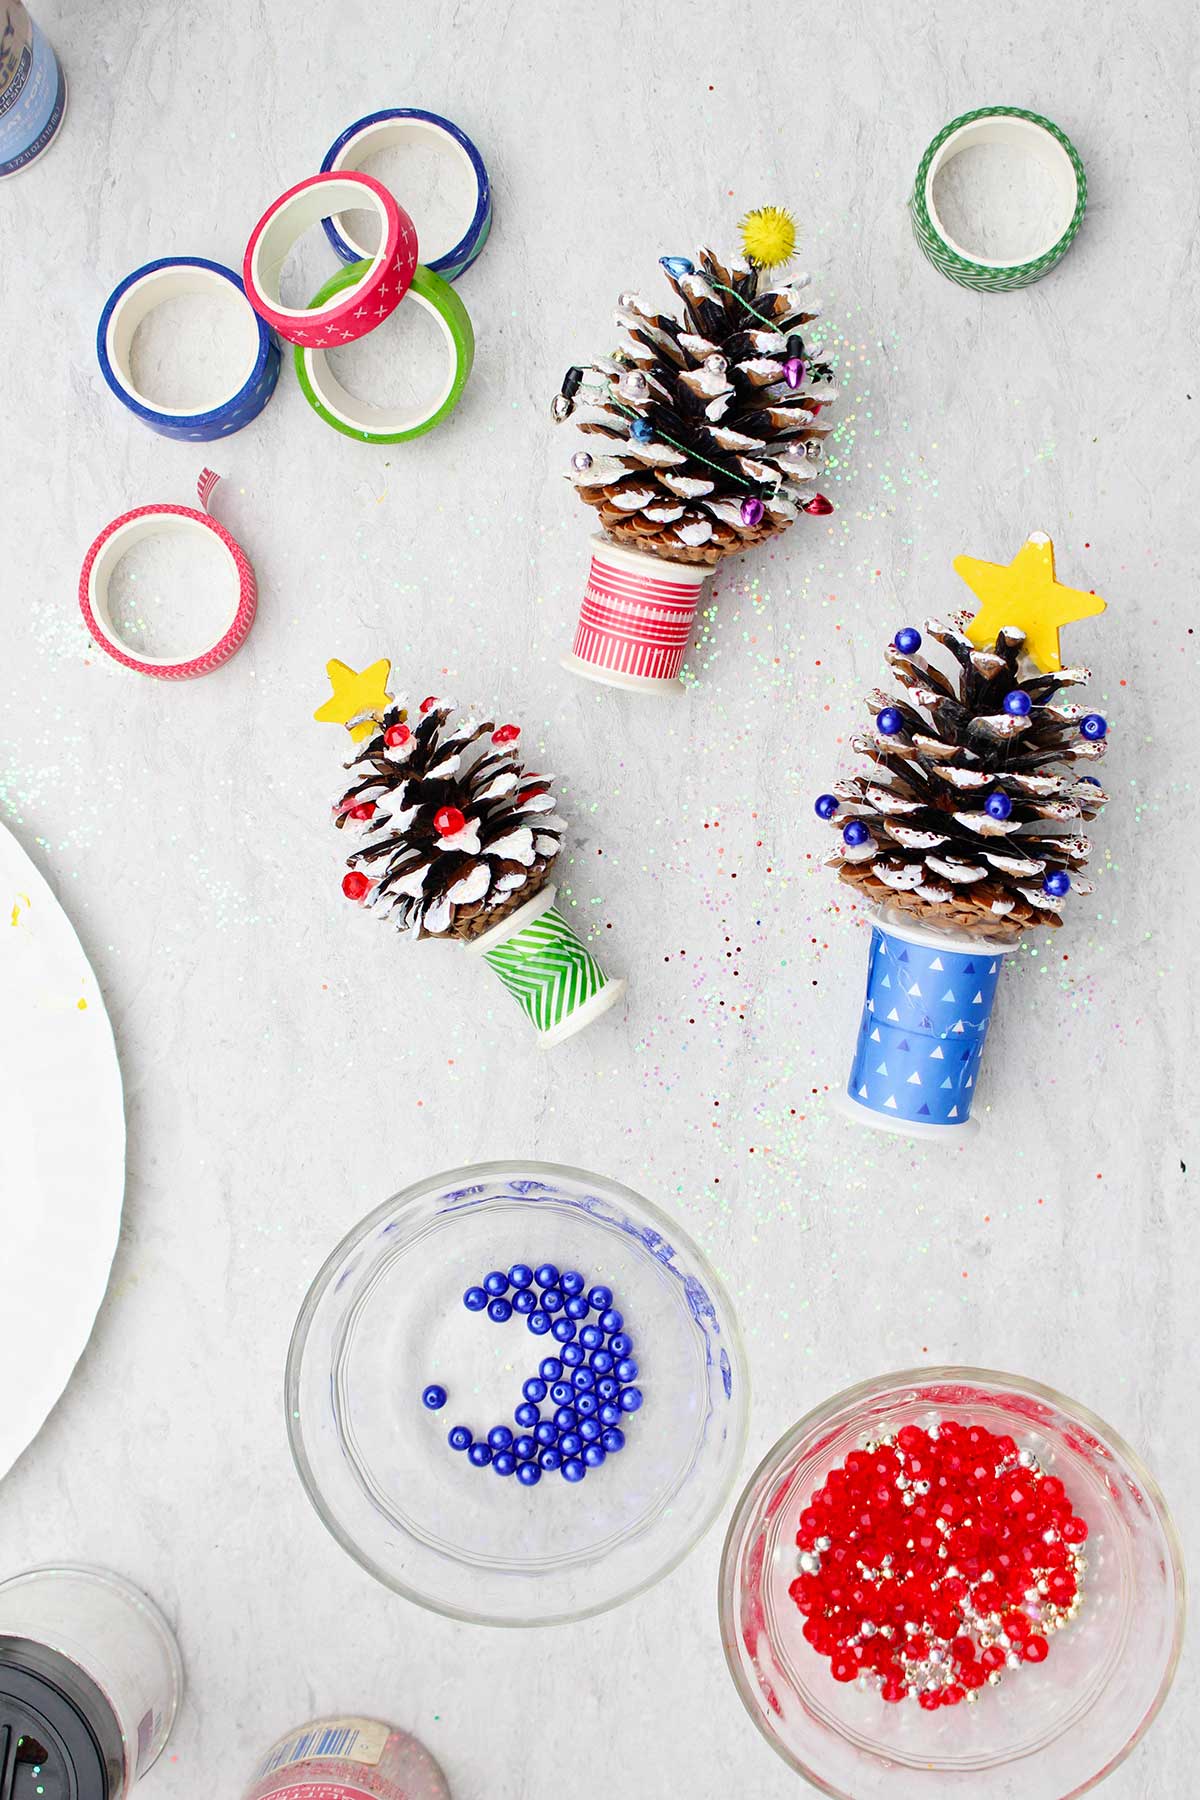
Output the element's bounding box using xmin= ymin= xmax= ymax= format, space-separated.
xmin=463 ymin=1286 xmax=488 ymax=1311
xmin=468 ymin=1442 xmax=493 ymax=1467
xmin=508 ymin=1263 xmax=534 ymax=1289
xmin=609 ymin=1334 xmax=633 ymax=1358
xmin=523 ymin=1377 xmax=547 ymax=1403
xmin=1080 ymin=775 xmax=1102 ymax=786
xmin=842 ymin=820 xmax=870 ymax=847
xmin=1004 ymin=689 xmax=1032 ymax=717
xmin=985 ymin=791 xmax=1013 ymax=821
xmin=615 ymin=1357 xmax=639 ymax=1383
xmin=517 ymin=1461 xmax=542 ymax=1487
xmin=513 ymin=1435 xmax=537 ymax=1461
xmin=602 ymin=1427 xmax=626 ymax=1453
xmin=550 ymin=1381 xmax=573 ymax=1406
xmin=587 ymin=1285 xmax=613 ymax=1312
xmin=599 ymin=1402 xmax=622 ymax=1427
xmin=619 ymin=1386 xmax=644 ymax=1413
xmin=573 ymin=1367 xmax=596 ymax=1392
xmin=894 ymin=626 xmax=922 ymax=655
xmin=597 ymin=1379 xmax=620 ymax=1402
xmin=583 ymin=1443 xmax=606 ymax=1469
xmin=422 ymin=1384 xmax=447 ymax=1410
xmin=599 ymin=1309 xmax=623 ymax=1335
xmin=590 ymin=1349 xmax=615 ymax=1375
xmin=561 ymin=1342 xmax=585 ymax=1367
xmin=493 ymin=1451 xmax=517 ymax=1476
xmin=565 ymin=1295 xmax=589 ymax=1319
xmin=1080 ymin=712 xmax=1107 ymax=740
xmin=540 ymin=1288 xmax=564 ymax=1314
xmin=630 ymin=418 xmax=654 ymax=442
xmin=487 ymin=1298 xmax=512 ymax=1323
xmin=575 ymin=1392 xmax=598 ymax=1417
xmin=561 ymin=1458 xmax=587 ymax=1483
xmin=527 ymin=1311 xmax=551 ymax=1335
xmin=876 ymin=707 xmax=904 ymax=737
xmin=552 ymin=1317 xmax=577 ymax=1343
xmin=539 ymin=1358 xmax=564 ymax=1382
xmin=539 ymin=1447 xmax=562 ymax=1471
xmin=511 ymin=1290 xmax=537 ymax=1315
xmin=535 ymin=1420 xmax=557 ymax=1447
xmin=659 ymin=256 xmax=695 ymax=279
xmin=514 ymin=1402 xmax=540 ymax=1429
xmin=1043 ymin=869 xmax=1072 ymax=897
xmin=488 ymin=1425 xmax=513 ymax=1450
xmin=483 ymin=1270 xmax=509 ymax=1296
xmin=580 ymin=1417 xmax=603 ymax=1443
xmin=554 ymin=1407 xmax=578 ymax=1432
xmin=534 ymin=1263 xmax=560 ymax=1289
xmin=559 ymin=1431 xmax=584 ymax=1457
xmin=448 ymin=1425 xmax=472 ymax=1451
xmin=560 ymin=1270 xmax=586 ymax=1297
xmin=580 ymin=1325 xmax=604 ymax=1351
xmin=814 ymin=793 xmax=839 ymax=820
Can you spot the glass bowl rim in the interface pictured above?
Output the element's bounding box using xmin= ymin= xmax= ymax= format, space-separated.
xmin=286 ymin=1158 xmax=751 ymax=1628
xmin=717 ymin=1363 xmax=1187 ymax=1797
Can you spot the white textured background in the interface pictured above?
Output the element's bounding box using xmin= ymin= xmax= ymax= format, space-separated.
xmin=1 ymin=0 xmax=1195 ymax=1794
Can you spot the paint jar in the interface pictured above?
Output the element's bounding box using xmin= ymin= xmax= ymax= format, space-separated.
xmin=0 ymin=1564 xmax=183 ymax=1796
xmin=242 ymin=1718 xmax=452 ymax=1799
xmin=0 ymin=3 xmax=67 ymax=179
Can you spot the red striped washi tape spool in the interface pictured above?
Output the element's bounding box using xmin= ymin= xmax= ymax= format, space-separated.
xmin=78 ymin=477 xmax=257 ymax=680
xmin=562 ymin=536 xmax=708 ymax=695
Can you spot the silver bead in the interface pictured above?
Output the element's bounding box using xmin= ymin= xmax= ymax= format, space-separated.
xmin=551 ymin=393 xmax=572 ymax=422
xmin=815 ymin=1536 xmax=832 ymax=1552
xmin=905 ymin=1622 xmax=919 ymax=1637
xmin=571 ymin=451 xmax=593 ymax=471
xmin=914 ymin=1480 xmax=931 ymax=1495
xmin=861 ymin=1621 xmax=878 ymax=1637
xmin=626 ymin=370 xmax=648 ymax=397
xmin=1018 ymin=1448 xmax=1037 ymax=1469
xmin=987 ymin=1671 xmax=1003 ymax=1687
xmin=880 ymin=1625 xmax=894 ymax=1639
xmin=704 ymin=353 xmax=728 ymax=377
xmin=1043 ymin=1529 xmax=1057 ymax=1544
xmin=1006 ymin=1653 xmax=1021 ymax=1669
xmin=902 ymin=1492 xmax=915 ymax=1507
xmin=798 ymin=1551 xmax=821 ymax=1575
xmin=805 ymin=439 xmax=823 ymax=460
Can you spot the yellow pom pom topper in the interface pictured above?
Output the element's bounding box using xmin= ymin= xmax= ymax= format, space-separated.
xmin=739 ymin=205 xmax=797 ymax=270
xmin=954 ymin=533 xmax=1106 ymax=675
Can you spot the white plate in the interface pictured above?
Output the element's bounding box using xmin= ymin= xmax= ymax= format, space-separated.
xmin=0 ymin=823 xmax=125 ymax=1482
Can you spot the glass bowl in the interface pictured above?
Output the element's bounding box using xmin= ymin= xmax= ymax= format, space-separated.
xmin=287 ymin=1161 xmax=748 ymax=1626
xmin=719 ymin=1368 xmax=1184 ymax=1797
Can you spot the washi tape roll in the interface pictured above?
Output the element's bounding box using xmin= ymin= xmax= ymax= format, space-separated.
xmin=0 ymin=2 xmax=67 ymax=179
xmin=467 ymin=885 xmax=626 ymax=1048
xmin=78 ymin=471 xmax=257 ymax=680
xmin=563 ymin=536 xmax=707 ymax=694
xmin=841 ymin=911 xmax=1018 ymax=1139
xmin=294 ymin=259 xmax=473 ymax=442
xmin=243 ymin=171 xmax=417 ymax=347
xmin=320 ymin=107 xmax=491 ymax=281
xmin=910 ymin=107 xmax=1086 ymax=292
xmin=97 ymin=257 xmax=281 ymax=441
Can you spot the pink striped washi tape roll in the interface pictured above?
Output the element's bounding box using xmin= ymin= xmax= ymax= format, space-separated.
xmin=242 ymin=170 xmax=417 ymax=348
xmin=562 ymin=535 xmax=709 ymax=695
xmin=78 ymin=471 xmax=257 ymax=679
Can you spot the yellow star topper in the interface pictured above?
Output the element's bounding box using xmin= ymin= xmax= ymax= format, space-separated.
xmin=953 ymin=533 xmax=1106 ymax=674
xmin=313 ymin=657 xmax=394 ymax=742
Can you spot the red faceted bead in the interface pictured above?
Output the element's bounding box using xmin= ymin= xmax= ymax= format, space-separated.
xmin=881 ymin=1679 xmax=906 ymax=1704
xmin=897 ymin=1425 xmax=928 ymax=1453
xmin=941 ymin=1685 xmax=964 ymax=1706
xmin=342 ymin=870 xmax=371 ymax=901
xmin=1023 ymin=1635 xmax=1050 ymax=1663
xmin=803 ymin=493 xmax=834 ymax=515
xmin=1061 ymin=1516 xmax=1089 ymax=1544
xmin=384 ymin=723 xmax=411 ymax=748
xmin=492 ymin=723 xmax=521 ymax=744
xmin=349 ymin=802 xmax=376 ymax=821
xmin=419 ymin=695 xmax=438 ymax=713
xmin=980 ymin=1646 xmax=1005 ymax=1672
xmin=434 ymin=805 xmax=467 ymax=837
xmin=917 ymin=1690 xmax=941 ymax=1711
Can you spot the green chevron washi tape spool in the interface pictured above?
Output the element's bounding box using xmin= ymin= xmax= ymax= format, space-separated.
xmin=910 ymin=107 xmax=1086 ymax=292
xmin=469 ymin=886 xmax=625 ymax=1048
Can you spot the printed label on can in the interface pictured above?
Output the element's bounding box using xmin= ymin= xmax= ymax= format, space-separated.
xmin=256 ymin=1719 xmax=388 ymax=1777
xmin=0 ymin=2 xmax=65 ymax=176
xmin=253 ymin=1787 xmax=377 ymax=1800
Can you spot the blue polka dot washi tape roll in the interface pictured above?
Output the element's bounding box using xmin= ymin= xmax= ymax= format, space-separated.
xmin=320 ymin=107 xmax=491 ymax=282
xmin=909 ymin=107 xmax=1086 ymax=293
xmin=97 ymin=257 xmax=281 ymax=441
xmin=841 ymin=912 xmax=1018 ymax=1138
xmin=0 ymin=2 xmax=67 ymax=179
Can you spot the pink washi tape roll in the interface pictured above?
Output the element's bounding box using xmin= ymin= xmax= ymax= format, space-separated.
xmin=78 ymin=470 xmax=257 ymax=680
xmin=562 ymin=534 xmax=709 ymax=694
xmin=242 ymin=170 xmax=417 ymax=347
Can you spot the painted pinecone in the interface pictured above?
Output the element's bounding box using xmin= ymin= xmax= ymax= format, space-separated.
xmin=823 ymin=620 xmax=1109 ymax=940
xmin=553 ymin=245 xmax=837 ymax=567
xmin=334 ymin=696 xmax=564 ymax=943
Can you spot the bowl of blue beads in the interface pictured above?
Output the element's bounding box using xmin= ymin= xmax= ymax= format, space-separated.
xmin=286 ymin=1161 xmax=749 ymax=1625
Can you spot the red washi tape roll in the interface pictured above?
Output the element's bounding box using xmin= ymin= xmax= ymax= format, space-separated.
xmin=78 ymin=471 xmax=257 ymax=680
xmin=242 ymin=171 xmax=417 ymax=347
xmin=563 ymin=535 xmax=709 ymax=694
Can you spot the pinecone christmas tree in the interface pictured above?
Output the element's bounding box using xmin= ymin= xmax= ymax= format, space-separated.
xmin=334 ymin=695 xmax=565 ymax=942
xmin=819 ymin=618 xmax=1110 ymax=941
xmin=552 ymin=214 xmax=838 ymax=567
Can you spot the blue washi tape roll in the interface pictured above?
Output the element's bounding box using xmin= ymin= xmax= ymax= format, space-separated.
xmin=841 ymin=912 xmax=1018 ymax=1138
xmin=0 ymin=2 xmax=67 ymax=178
xmin=320 ymin=107 xmax=491 ymax=282
xmin=97 ymin=257 xmax=281 ymax=442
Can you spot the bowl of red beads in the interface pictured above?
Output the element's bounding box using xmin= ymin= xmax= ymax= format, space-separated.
xmin=719 ymin=1368 xmax=1184 ymax=1797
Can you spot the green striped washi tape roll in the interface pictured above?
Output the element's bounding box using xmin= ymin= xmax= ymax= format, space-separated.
xmin=910 ymin=107 xmax=1086 ymax=292
xmin=295 ymin=259 xmax=474 ymax=441
xmin=476 ymin=891 xmax=625 ymax=1046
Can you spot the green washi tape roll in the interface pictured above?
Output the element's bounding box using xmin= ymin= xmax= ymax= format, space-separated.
xmin=295 ymin=258 xmax=474 ymax=440
xmin=910 ymin=107 xmax=1086 ymax=292
xmin=467 ymin=885 xmax=626 ymax=1048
